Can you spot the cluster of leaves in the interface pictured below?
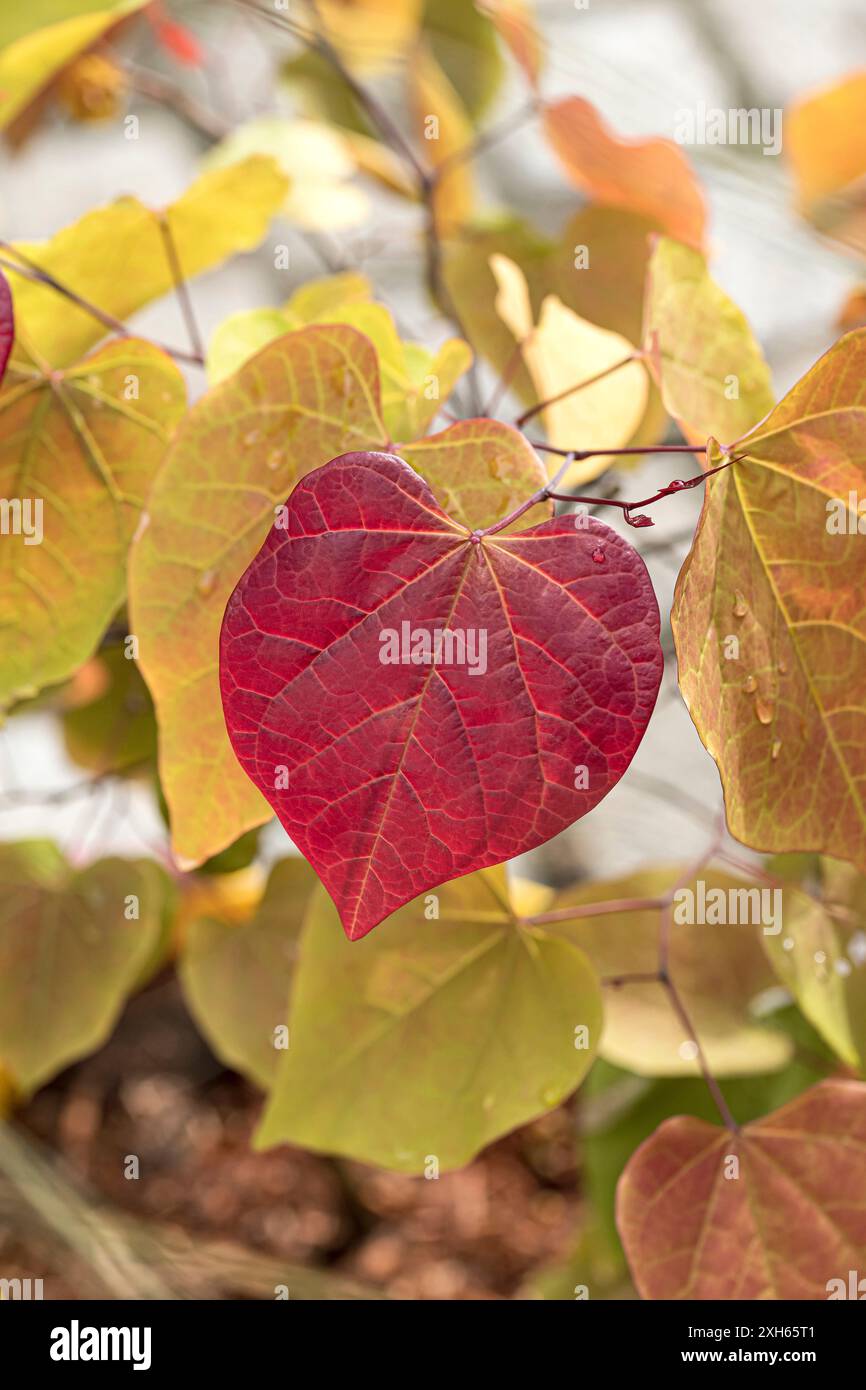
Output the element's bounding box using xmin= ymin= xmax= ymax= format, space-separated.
xmin=2 ymin=0 xmax=866 ymax=1300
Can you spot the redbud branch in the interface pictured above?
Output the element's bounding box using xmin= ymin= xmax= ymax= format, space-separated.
xmin=515 ymin=352 xmax=642 ymax=427
xmin=0 ymin=247 xmax=205 ymax=367
xmin=157 ymin=213 xmax=205 ymax=363
xmin=430 ymin=96 xmax=541 ymax=183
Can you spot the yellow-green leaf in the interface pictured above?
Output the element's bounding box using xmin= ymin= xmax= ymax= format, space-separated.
xmin=62 ymin=641 xmax=156 ymax=774
xmin=0 ymin=338 xmax=185 ymax=708
xmin=0 ymin=1 xmax=145 ymax=130
xmin=180 ymin=858 xmax=316 ymax=1091
xmin=206 ymin=289 xmax=471 ymax=441
xmin=544 ymin=868 xmax=793 ymax=1077
xmin=8 ymin=158 xmax=288 ymax=367
xmin=255 ymin=868 xmax=602 ymax=1173
xmin=204 ymin=117 xmax=370 ymax=230
xmin=763 ymin=858 xmax=866 ymax=1072
xmin=643 ymin=237 xmax=774 ymax=444
xmin=128 ymin=324 xmax=388 ymax=868
xmin=0 ymin=843 xmax=170 ymax=1094
xmin=401 ymin=416 xmax=548 ymax=529
xmin=491 ymin=252 xmax=648 ymax=484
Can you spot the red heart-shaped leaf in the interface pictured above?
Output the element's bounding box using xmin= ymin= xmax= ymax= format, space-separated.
xmin=0 ymin=271 xmax=13 ymax=387
xmin=220 ymin=452 xmax=663 ymax=939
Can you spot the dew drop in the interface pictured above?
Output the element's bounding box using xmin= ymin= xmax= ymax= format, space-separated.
xmin=777 ymin=657 xmax=788 ymax=675
xmin=814 ymin=950 xmax=827 ymax=966
xmin=266 ymin=448 xmax=284 ymax=472
xmin=835 ymin=958 xmax=853 ymax=978
xmin=197 ymin=568 xmax=217 ymax=598
xmin=591 ymin=547 xmax=605 ymax=564
xmin=678 ymin=1040 xmax=699 ymax=1062
xmin=771 ymin=739 xmax=782 ymax=760
xmin=540 ymin=1086 xmax=560 ymax=1107
xmin=733 ymin=591 xmax=748 ymax=618
xmin=782 ymin=937 xmax=794 ymax=951
xmin=244 ymin=429 xmax=261 ymax=447
xmin=742 ymin=674 xmax=757 ymax=694
xmin=755 ymin=696 xmax=774 ymax=725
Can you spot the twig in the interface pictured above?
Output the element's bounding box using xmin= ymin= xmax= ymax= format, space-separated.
xmin=515 ymin=352 xmax=641 ymax=427
xmin=123 ymin=63 xmax=231 ymax=141
xmin=157 ymin=213 xmax=205 ymax=362
xmin=0 ymin=246 xmax=205 ymax=367
xmin=431 ymin=96 xmax=540 ymax=181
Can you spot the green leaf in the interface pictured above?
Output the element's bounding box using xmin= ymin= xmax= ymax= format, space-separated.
xmin=421 ymin=0 xmax=503 ymax=120
xmin=763 ymin=858 xmax=866 ymax=1071
xmin=0 ymin=339 xmax=185 ymax=708
xmin=180 ymin=858 xmax=317 ymax=1091
xmin=62 ymin=641 xmax=156 ymax=774
xmin=255 ymin=868 xmax=602 ymax=1173
xmin=0 ymin=844 xmax=170 ymax=1094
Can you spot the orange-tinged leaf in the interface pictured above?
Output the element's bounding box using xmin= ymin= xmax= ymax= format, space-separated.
xmin=787 ymin=71 xmax=866 ymax=209
xmin=617 ymin=1080 xmax=866 ymax=1299
xmin=673 ymin=330 xmax=866 ymax=870
xmin=7 ymin=157 xmax=288 ymax=367
xmin=491 ymin=252 xmax=648 ymax=484
xmin=478 ymin=0 xmax=542 ymax=87
xmin=128 ymin=324 xmax=388 ymax=868
xmin=410 ymin=42 xmax=474 ymax=237
xmin=838 ymin=284 xmax=866 ymax=332
xmin=0 ymin=338 xmax=185 ymax=708
xmin=543 ymin=96 xmax=707 ymax=250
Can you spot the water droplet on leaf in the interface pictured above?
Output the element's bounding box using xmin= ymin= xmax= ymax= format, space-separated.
xmin=733 ymin=591 xmax=748 ymax=617
xmin=197 ymin=568 xmax=217 ymax=598
xmin=742 ymin=674 xmax=757 ymax=694
xmin=591 ymin=547 xmax=605 ymax=564
xmin=755 ymin=696 xmax=774 ymax=724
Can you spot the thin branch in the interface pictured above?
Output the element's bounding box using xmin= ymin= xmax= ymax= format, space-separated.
xmin=525 ymin=895 xmax=668 ymax=927
xmin=545 ymin=452 xmax=741 ymax=529
xmin=661 ymin=978 xmax=740 ymax=1132
xmin=123 ymin=62 xmax=231 ymax=141
xmin=431 ymin=96 xmax=540 ymax=182
xmin=0 ymin=246 xmax=205 ymax=367
xmin=157 ymin=213 xmax=205 ymax=362
xmin=515 ymin=352 xmax=641 ymax=428
xmin=231 ymin=0 xmax=427 ymax=186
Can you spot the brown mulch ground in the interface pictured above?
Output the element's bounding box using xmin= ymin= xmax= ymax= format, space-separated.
xmin=3 ymin=975 xmax=582 ymax=1300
